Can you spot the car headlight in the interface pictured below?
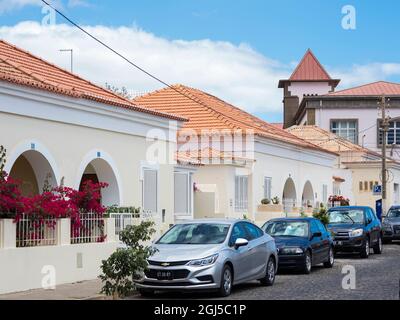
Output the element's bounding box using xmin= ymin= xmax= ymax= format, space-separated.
xmin=382 ymin=221 xmax=392 ymax=230
xmin=280 ymin=247 xmax=304 ymax=255
xmin=349 ymin=229 xmax=364 ymax=237
xmin=187 ymin=253 xmax=219 ymax=267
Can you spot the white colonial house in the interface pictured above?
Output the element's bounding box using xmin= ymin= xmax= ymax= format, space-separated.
xmin=280 ymin=49 xmax=400 ymax=162
xmin=134 ymin=85 xmax=341 ymax=224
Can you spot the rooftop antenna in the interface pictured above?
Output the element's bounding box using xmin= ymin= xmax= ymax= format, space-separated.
xmin=59 ymin=49 xmax=73 ymax=73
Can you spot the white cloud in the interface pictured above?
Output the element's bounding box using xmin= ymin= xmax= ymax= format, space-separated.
xmin=333 ymin=63 xmax=400 ymax=89
xmin=0 ymin=21 xmax=290 ymax=113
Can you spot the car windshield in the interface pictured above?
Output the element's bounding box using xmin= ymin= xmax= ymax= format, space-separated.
xmin=157 ymin=223 xmax=231 ymax=245
xmin=328 ymin=209 xmax=364 ymax=224
xmin=264 ymin=221 xmax=309 ymax=238
xmin=387 ymin=208 xmax=400 ymax=218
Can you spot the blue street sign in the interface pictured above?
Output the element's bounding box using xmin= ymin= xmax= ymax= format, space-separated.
xmin=373 ymin=185 xmax=382 ymax=196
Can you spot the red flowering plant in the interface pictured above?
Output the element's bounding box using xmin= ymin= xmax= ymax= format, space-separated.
xmin=328 ymin=195 xmax=350 ymax=207
xmin=55 ymin=180 xmax=109 ymax=242
xmin=0 ymin=171 xmax=25 ymax=219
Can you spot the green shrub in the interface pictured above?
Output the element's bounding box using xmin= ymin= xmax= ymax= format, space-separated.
xmin=313 ymin=204 xmax=330 ymax=225
xmin=99 ymin=221 xmax=156 ymax=299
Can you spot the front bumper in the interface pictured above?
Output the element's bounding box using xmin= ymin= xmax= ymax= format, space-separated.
xmin=332 ymin=236 xmax=364 ymax=252
xmin=135 ymin=263 xmax=223 ymax=291
xmin=278 ymin=254 xmax=306 ymax=269
xmin=383 ymin=227 xmax=400 ymax=240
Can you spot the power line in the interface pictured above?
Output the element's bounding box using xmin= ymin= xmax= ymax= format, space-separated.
xmin=40 ymin=0 xmax=218 ymax=114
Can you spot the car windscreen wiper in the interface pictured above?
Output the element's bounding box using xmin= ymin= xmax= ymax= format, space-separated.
xmin=342 ymin=212 xmax=355 ymax=224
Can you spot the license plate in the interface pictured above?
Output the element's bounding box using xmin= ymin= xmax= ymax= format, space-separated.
xmin=334 ymin=241 xmax=343 ymax=246
xmin=157 ymin=271 xmax=173 ymax=280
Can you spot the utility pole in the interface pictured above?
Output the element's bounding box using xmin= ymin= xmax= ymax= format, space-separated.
xmin=59 ymin=49 xmax=73 ymax=73
xmin=379 ymin=95 xmax=390 ymax=215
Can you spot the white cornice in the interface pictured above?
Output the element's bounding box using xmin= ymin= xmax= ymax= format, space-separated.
xmin=0 ymin=82 xmax=182 ymax=142
xmin=254 ymin=136 xmax=336 ymax=167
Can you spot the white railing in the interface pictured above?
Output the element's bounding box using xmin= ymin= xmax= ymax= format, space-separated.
xmin=71 ymin=213 xmax=105 ymax=244
xmin=283 ymin=199 xmax=297 ymax=214
xmin=16 ymin=214 xmax=57 ymax=248
xmin=110 ymin=212 xmax=137 ymax=238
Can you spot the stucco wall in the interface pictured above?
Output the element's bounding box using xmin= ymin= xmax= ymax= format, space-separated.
xmin=0 ymin=111 xmax=176 ymax=225
xmin=0 ymin=242 xmax=117 ymax=295
xmin=288 ymin=82 xmax=332 ymax=104
xmin=253 ymin=149 xmax=335 ymax=217
xmin=315 ymin=107 xmax=400 ymax=160
xmin=349 ymin=166 xmax=400 ymax=210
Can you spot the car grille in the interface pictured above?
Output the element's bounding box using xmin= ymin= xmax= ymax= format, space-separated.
xmin=145 ymin=269 xmax=190 ymax=280
xmin=148 ymin=260 xmax=189 ymax=267
xmin=394 ymin=225 xmax=400 ymax=233
xmin=142 ymin=281 xmax=193 ymax=287
xmin=334 ymin=231 xmax=350 ymax=240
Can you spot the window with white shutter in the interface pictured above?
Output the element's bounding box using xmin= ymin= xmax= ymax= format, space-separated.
xmin=264 ymin=177 xmax=272 ymax=200
xmin=322 ymin=184 xmax=328 ymax=203
xmin=235 ymin=176 xmax=248 ymax=212
xmin=143 ymin=169 xmax=158 ymax=213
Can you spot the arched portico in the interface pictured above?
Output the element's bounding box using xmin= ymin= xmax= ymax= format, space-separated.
xmin=76 ymin=151 xmax=122 ymax=207
xmin=302 ymin=181 xmax=315 ymax=208
xmin=6 ymin=141 xmax=59 ymax=196
xmin=282 ymin=177 xmax=297 ymax=211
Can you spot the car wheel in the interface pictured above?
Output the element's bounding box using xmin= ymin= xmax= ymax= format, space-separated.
xmin=373 ymin=235 xmax=383 ymax=254
xmin=138 ymin=289 xmax=155 ymax=298
xmin=360 ymin=238 xmax=370 ymax=259
xmin=260 ymin=256 xmax=276 ymax=286
xmin=218 ymin=265 xmax=233 ymax=297
xmin=323 ymin=247 xmax=335 ymax=268
xmin=301 ymin=251 xmax=312 ymax=274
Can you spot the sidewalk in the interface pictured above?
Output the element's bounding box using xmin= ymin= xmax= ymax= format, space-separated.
xmin=0 ymin=279 xmax=109 ymax=300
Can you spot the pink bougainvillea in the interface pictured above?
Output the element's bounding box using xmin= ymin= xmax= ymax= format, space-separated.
xmin=1 ymin=172 xmax=109 ymax=242
xmin=0 ymin=172 xmax=24 ymax=217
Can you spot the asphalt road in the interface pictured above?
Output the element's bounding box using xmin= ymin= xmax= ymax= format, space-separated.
xmin=133 ymin=242 xmax=400 ymax=300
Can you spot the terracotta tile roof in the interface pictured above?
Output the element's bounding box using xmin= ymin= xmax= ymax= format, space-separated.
xmin=328 ymin=81 xmax=400 ymax=96
xmin=177 ymin=147 xmax=253 ymax=165
xmin=287 ymin=125 xmax=380 ymax=157
xmin=133 ymin=84 xmax=337 ymax=154
xmin=270 ymin=123 xmax=283 ymax=129
xmin=0 ymin=39 xmax=186 ymax=121
xmin=289 ymin=49 xmax=332 ymax=81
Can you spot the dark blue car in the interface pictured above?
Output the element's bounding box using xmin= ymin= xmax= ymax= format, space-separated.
xmin=327 ymin=206 xmax=383 ymax=258
xmin=262 ymin=218 xmax=334 ymax=274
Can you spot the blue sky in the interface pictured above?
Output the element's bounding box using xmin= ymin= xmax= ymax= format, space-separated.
xmin=1 ymin=0 xmax=400 ymax=122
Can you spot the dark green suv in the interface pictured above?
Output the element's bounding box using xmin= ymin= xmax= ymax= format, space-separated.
xmin=327 ymin=206 xmax=383 ymax=259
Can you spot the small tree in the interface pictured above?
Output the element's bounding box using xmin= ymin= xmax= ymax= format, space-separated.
xmin=105 ymin=83 xmax=133 ymax=99
xmin=99 ymin=221 xmax=156 ymax=299
xmin=313 ymin=204 xmax=330 ymax=225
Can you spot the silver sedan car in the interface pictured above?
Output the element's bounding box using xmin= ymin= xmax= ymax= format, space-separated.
xmin=135 ymin=219 xmax=278 ymax=297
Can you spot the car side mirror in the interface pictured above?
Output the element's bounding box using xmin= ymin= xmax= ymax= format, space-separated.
xmin=311 ymin=232 xmax=322 ymax=239
xmin=234 ymin=238 xmax=249 ymax=249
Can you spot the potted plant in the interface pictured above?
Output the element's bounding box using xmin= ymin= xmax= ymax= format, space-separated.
xmin=260 ymin=198 xmax=271 ymax=205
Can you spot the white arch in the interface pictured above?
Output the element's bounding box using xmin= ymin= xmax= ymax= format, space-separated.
xmin=5 ymin=140 xmax=60 ymax=192
xmin=75 ymin=150 xmax=123 ymax=206
xmin=302 ymin=181 xmax=315 ymax=206
xmin=283 ymin=177 xmax=297 ymax=202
